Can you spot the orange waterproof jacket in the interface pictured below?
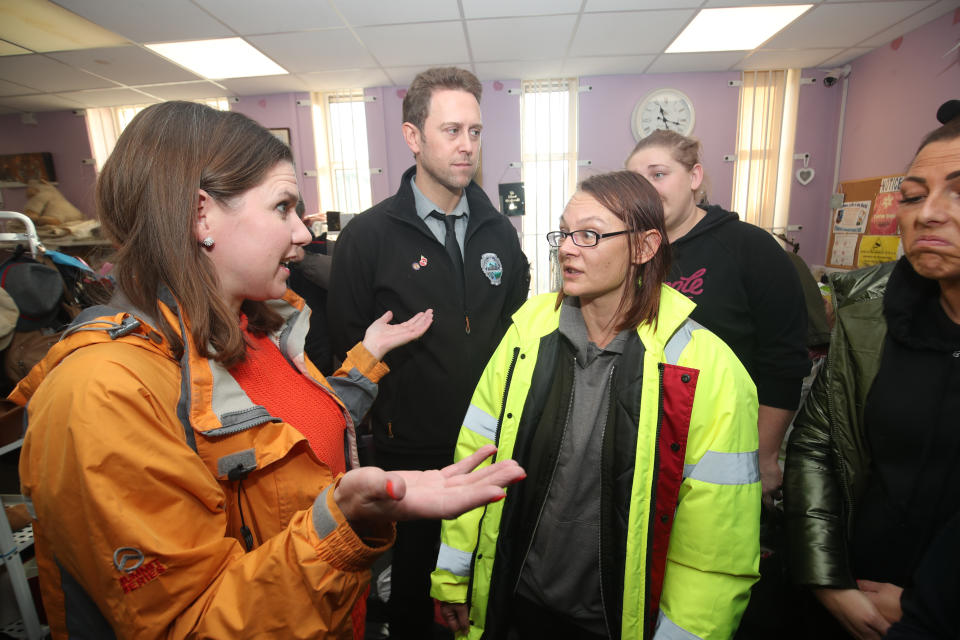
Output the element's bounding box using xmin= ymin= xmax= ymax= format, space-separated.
xmin=12 ymin=291 xmax=394 ymax=639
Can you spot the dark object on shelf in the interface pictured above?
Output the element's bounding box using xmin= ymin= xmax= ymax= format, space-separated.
xmin=326 ymin=211 xmax=341 ymax=232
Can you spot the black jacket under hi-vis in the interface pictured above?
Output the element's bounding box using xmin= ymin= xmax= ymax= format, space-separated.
xmin=328 ymin=165 xmax=530 ymax=459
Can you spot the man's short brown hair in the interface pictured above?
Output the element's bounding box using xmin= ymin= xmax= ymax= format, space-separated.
xmin=402 ymin=67 xmax=482 ymax=131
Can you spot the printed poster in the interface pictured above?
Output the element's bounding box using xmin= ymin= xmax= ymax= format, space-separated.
xmin=879 ymin=176 xmax=905 ymax=193
xmin=857 ymin=235 xmax=900 ymax=267
xmin=834 ymin=201 xmax=871 ymax=234
xmin=868 ymin=192 xmax=899 ymax=235
xmin=829 ymin=233 xmax=859 ymax=267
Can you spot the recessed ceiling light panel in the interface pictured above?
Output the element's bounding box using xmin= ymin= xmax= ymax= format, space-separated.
xmin=146 ymin=38 xmax=288 ymax=79
xmin=666 ymin=5 xmax=813 ymax=53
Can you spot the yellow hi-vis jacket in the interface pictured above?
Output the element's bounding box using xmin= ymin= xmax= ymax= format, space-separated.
xmin=13 ymin=291 xmax=393 ymax=639
xmin=431 ymin=287 xmax=760 ymax=639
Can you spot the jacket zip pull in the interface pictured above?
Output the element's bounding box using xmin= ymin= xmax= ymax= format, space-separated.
xmin=465 ymin=314 xmax=471 ymax=335
xmin=228 ymin=465 xmax=255 ymax=551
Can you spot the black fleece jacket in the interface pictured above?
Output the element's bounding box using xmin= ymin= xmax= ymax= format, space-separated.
xmin=327 ymin=166 xmax=530 ymax=459
xmin=669 ymin=205 xmax=809 ymax=408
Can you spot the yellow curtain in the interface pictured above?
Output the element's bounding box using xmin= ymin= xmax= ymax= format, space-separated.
xmin=732 ymin=69 xmax=799 ymax=230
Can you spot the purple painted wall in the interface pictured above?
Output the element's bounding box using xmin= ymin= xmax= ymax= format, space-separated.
xmin=839 ymin=9 xmax=960 ymax=182
xmin=230 ymin=92 xmax=320 ymax=217
xmin=0 ymin=110 xmax=96 ymax=217
xmin=789 ymin=71 xmax=844 ymax=265
xmin=578 ymin=71 xmax=742 ymax=210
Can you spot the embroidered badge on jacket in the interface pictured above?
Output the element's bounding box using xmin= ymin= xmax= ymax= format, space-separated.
xmin=480 ymin=253 xmax=503 ymax=286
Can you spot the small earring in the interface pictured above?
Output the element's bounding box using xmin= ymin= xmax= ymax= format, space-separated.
xmin=201 ymin=237 xmax=215 ymax=249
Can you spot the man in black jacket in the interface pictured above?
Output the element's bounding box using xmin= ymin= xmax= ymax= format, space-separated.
xmin=328 ymin=67 xmax=529 ymax=639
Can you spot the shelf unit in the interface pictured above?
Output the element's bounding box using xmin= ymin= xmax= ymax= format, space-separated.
xmin=0 ymin=450 xmax=47 ymax=639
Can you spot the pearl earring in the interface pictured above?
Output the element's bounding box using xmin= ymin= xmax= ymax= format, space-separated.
xmin=201 ymin=237 xmax=215 ymax=248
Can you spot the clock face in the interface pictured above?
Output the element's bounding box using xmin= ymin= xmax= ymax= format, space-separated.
xmin=631 ymin=89 xmax=696 ymax=141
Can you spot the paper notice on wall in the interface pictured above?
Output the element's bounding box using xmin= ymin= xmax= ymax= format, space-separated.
xmin=830 ymin=233 xmax=860 ymax=267
xmin=834 ymin=201 xmax=871 ymax=234
xmin=879 ymin=176 xmax=905 ymax=193
xmin=868 ymin=192 xmax=899 ymax=235
xmin=857 ymin=235 xmax=900 ymax=267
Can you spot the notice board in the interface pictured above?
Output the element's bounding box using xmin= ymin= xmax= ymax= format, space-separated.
xmin=825 ymin=174 xmax=904 ymax=269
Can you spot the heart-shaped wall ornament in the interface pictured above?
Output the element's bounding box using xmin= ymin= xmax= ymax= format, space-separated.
xmin=796 ymin=167 xmax=815 ymax=185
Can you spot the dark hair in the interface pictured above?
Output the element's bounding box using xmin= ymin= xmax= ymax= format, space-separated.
xmin=627 ymin=129 xmax=709 ymax=204
xmin=402 ymin=67 xmax=482 ymax=132
xmin=556 ymin=171 xmax=671 ymax=331
xmin=915 ymin=118 xmax=960 ymax=157
xmin=96 ymin=101 xmax=292 ymax=366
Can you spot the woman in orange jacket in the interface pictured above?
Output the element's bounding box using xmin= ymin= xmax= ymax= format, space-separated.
xmin=12 ymin=101 xmax=523 ymax=640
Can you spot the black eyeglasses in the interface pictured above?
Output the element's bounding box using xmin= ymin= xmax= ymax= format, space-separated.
xmin=546 ymin=229 xmax=632 ymax=248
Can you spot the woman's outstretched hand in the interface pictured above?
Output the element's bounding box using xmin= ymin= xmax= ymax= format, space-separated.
xmin=334 ymin=445 xmax=524 ymax=527
xmin=361 ymin=309 xmax=433 ymax=360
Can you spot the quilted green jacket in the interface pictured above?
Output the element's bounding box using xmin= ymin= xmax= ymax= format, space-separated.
xmin=783 ymin=260 xmax=896 ymax=588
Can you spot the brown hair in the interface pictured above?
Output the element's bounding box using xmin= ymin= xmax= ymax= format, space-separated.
xmin=402 ymin=67 xmax=482 ymax=132
xmin=915 ymin=118 xmax=960 ymax=157
xmin=96 ymin=101 xmax=292 ymax=366
xmin=556 ymin=171 xmax=671 ymax=331
xmin=627 ymin=129 xmax=709 ymax=204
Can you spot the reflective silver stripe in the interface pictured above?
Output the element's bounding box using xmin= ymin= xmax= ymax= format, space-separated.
xmin=654 ymin=610 xmax=704 ymax=640
xmin=663 ymin=318 xmax=705 ymax=365
xmin=436 ymin=543 xmax=473 ymax=577
xmin=683 ymin=449 xmax=759 ymax=485
xmin=463 ymin=404 xmax=497 ymax=441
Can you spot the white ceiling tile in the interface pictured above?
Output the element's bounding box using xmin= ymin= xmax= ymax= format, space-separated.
xmin=299 ymin=68 xmax=394 ymax=91
xmin=47 ymin=46 xmax=200 ymax=85
xmin=0 ymin=54 xmax=117 ymax=91
xmin=0 ymin=93 xmax=86 ymax=111
xmin=585 ymin=0 xmax=700 ymax=10
xmin=818 ymin=47 xmax=874 ymax=67
xmin=562 ymin=55 xmax=657 ymax=76
xmin=735 ymin=48 xmax=844 ymax=70
xmin=52 ymin=0 xmax=234 ymax=42
xmin=0 ymin=78 xmax=34 ymax=96
xmin=462 ymin=0 xmax=582 ymax=19
xmin=472 ymin=60 xmax=565 ymax=81
xmin=646 ymin=51 xmax=748 ymax=73
xmin=219 ymin=74 xmax=312 ymax=94
xmin=469 ymin=15 xmax=578 ymax=62
xmin=135 ymin=81 xmax=231 ymax=101
xmin=334 ymin=0 xmax=461 ymax=26
xmin=570 ymin=11 xmax=696 ymax=56
xmin=859 ymin=0 xmax=959 ymax=47
xmin=193 ymin=0 xmax=344 ymax=34
xmin=357 ymin=22 xmax=470 ymax=67
xmin=57 ymin=87 xmax=159 ymax=107
xmin=249 ymin=30 xmax=376 ymax=73
xmin=0 ymin=40 xmax=32 ymax=56
xmin=764 ymin=1 xmax=931 ymax=49
xmin=380 ymin=64 xmax=473 ymax=87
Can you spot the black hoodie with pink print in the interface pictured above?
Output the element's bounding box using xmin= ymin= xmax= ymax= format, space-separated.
xmin=668 ymin=204 xmax=810 ymax=409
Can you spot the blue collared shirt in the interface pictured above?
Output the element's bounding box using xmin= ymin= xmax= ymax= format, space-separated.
xmin=411 ymin=174 xmax=470 ymax=258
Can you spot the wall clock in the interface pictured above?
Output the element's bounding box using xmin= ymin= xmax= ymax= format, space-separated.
xmin=631 ymin=88 xmax=696 ymax=141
